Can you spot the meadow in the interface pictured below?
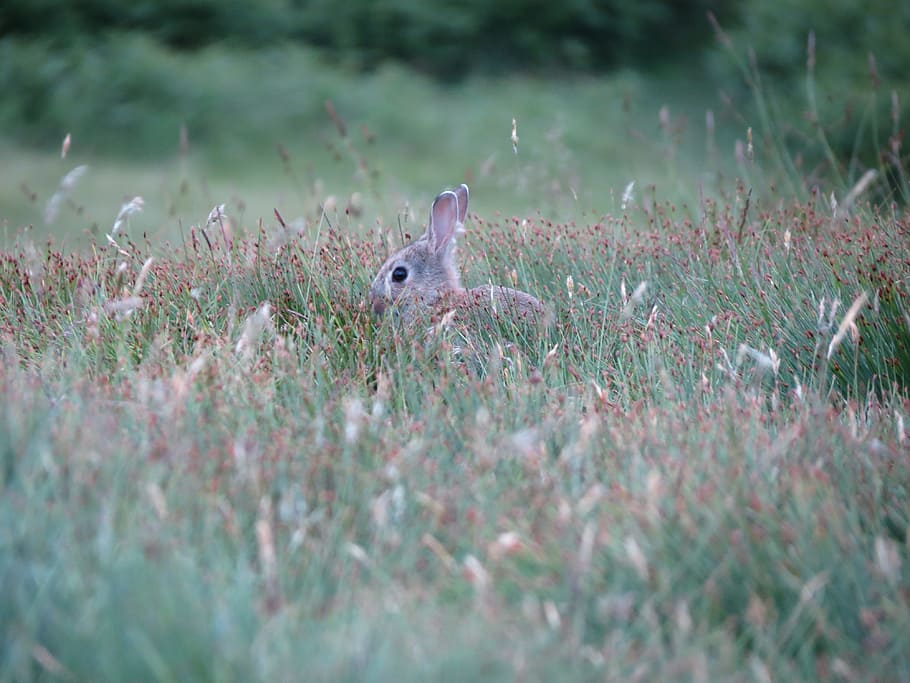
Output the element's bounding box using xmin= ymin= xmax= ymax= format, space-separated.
xmin=1 ymin=40 xmax=909 ymax=683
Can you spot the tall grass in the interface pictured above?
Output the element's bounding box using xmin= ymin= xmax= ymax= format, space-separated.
xmin=1 ymin=50 xmax=910 ymax=682
xmin=1 ymin=153 xmax=908 ymax=681
xmin=708 ymin=12 xmax=910 ymax=206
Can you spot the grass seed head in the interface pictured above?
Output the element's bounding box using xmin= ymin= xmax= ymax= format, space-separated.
xmin=146 ymin=482 xmax=168 ymax=520
xmin=462 ymin=555 xmax=490 ymax=594
xmin=827 ymin=291 xmax=868 ymax=359
xmin=235 ymin=302 xmax=273 ymax=361
xmin=45 ymin=164 xmax=89 ymax=224
xmin=206 ymin=203 xmax=227 ymax=228
xmin=621 ymin=280 xmax=648 ymax=319
xmin=489 ymin=531 xmax=523 ymax=561
xmin=736 ymin=344 xmax=780 ymax=375
xmin=111 ymin=195 xmax=144 ymax=236
xmin=132 ymin=257 xmax=154 ymax=296
xmin=543 ymin=600 xmax=561 ymax=629
xmin=344 ymin=396 xmax=367 ymax=444
xmin=621 ymin=181 xmax=635 ymax=210
xmin=624 ymin=536 xmax=649 ymax=581
xmin=674 ymin=600 xmax=693 ymax=636
xmin=874 ymin=536 xmax=902 ymax=586
xmin=103 ymin=296 xmax=145 ymax=320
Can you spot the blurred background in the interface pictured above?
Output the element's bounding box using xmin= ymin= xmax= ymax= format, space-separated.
xmin=0 ymin=0 xmax=907 ymax=246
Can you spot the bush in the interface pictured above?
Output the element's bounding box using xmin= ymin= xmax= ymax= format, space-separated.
xmin=706 ymin=0 xmax=910 ymax=199
xmin=729 ymin=0 xmax=910 ymax=81
xmin=0 ymin=0 xmax=737 ymax=156
xmin=0 ymin=0 xmax=731 ymax=75
xmin=0 ymin=35 xmax=336 ymax=154
xmin=293 ymin=0 xmax=732 ymax=75
xmin=0 ymin=0 xmax=294 ymax=49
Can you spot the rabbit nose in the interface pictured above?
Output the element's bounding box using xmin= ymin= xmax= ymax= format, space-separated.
xmin=371 ymin=296 xmax=386 ymax=316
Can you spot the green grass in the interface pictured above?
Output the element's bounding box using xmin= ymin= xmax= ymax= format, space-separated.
xmin=2 ymin=56 xmax=910 ymax=682
xmin=2 ymin=53 xmax=741 ymax=249
xmin=1 ymin=168 xmax=909 ymax=680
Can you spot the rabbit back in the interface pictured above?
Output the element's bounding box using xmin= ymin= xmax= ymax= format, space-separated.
xmin=433 ymin=284 xmax=545 ymax=329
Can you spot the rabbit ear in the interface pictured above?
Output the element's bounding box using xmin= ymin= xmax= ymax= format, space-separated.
xmin=453 ymin=184 xmax=469 ymax=224
xmin=426 ymin=190 xmax=459 ymax=253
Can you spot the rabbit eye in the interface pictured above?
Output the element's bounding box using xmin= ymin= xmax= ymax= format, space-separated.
xmin=391 ymin=266 xmax=408 ymax=283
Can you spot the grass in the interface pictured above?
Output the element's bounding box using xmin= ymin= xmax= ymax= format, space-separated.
xmin=1 ymin=54 xmax=910 ymax=682
xmin=1 ymin=54 xmax=739 ymax=249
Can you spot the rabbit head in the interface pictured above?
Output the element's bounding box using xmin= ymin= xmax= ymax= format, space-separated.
xmin=370 ymin=184 xmax=469 ymax=320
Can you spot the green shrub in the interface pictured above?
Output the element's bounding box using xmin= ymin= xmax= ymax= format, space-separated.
xmin=293 ymin=0 xmax=731 ymax=75
xmin=0 ymin=35 xmax=335 ymax=154
xmin=706 ymin=0 xmax=910 ymax=200
xmin=1 ymin=0 xmax=730 ymax=75
xmin=0 ymin=0 xmax=294 ymax=49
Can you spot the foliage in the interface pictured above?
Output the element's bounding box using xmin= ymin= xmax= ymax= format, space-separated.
xmin=292 ymin=0 xmax=729 ymax=75
xmin=724 ymin=0 xmax=910 ymax=81
xmin=0 ymin=0 xmax=292 ymax=49
xmin=0 ymin=0 xmax=734 ymax=159
xmin=1 ymin=0 xmax=729 ymax=74
xmin=706 ymin=0 xmax=910 ymax=202
xmin=1 ymin=8 xmax=909 ymax=676
xmin=0 ymin=35 xmax=336 ymax=154
xmin=0 ymin=159 xmax=908 ymax=679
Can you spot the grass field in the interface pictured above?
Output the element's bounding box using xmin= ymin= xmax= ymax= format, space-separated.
xmin=1 ymin=61 xmax=909 ymax=681
xmin=2 ymin=61 xmax=742 ymax=250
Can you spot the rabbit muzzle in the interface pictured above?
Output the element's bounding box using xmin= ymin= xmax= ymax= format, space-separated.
xmin=370 ymin=294 xmax=387 ymax=317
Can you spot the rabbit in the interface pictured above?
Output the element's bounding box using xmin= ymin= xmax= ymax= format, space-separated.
xmin=369 ymin=183 xmax=544 ymax=328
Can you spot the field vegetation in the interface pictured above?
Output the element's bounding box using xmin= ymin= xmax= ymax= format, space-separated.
xmin=1 ymin=2 xmax=909 ymax=681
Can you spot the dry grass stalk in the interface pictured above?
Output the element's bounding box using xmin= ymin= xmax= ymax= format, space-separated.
xmin=621 ymin=280 xmax=648 ymax=319
xmin=422 ymin=533 xmax=457 ymax=572
xmin=826 ymin=292 xmax=868 ymax=359
xmin=44 ymin=165 xmax=88 ymax=224
xmin=624 ymin=536 xmax=649 ymax=581
xmin=31 ymin=644 xmax=74 ymax=681
xmin=462 ymin=555 xmax=490 ymax=594
xmin=103 ymin=296 xmax=144 ymax=319
xmin=235 ymin=302 xmax=273 ymax=361
xmin=132 ymin=257 xmax=154 ymax=296
xmin=543 ymin=600 xmax=561 ymax=629
xmin=621 ymin=181 xmax=635 ymax=210
xmin=111 ymin=196 xmax=144 ymax=237
xmin=256 ymin=497 xmax=281 ymax=611
xmin=736 ymin=344 xmax=780 ymax=375
xmin=874 ymin=536 xmax=901 ymax=585
xmin=146 ymin=482 xmax=168 ymax=520
xmin=841 ymin=169 xmax=878 ymax=212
